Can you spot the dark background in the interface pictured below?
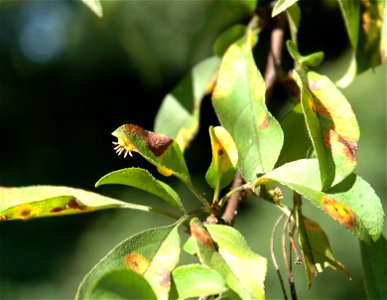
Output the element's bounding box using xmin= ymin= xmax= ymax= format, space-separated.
xmin=0 ymin=0 xmax=385 ymax=299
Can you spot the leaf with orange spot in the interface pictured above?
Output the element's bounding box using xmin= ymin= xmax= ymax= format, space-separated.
xmin=189 ymin=218 xmax=266 ymax=299
xmin=260 ymin=159 xmax=384 ymax=242
xmin=0 ymin=186 xmax=165 ymax=221
xmin=212 ymin=28 xmax=284 ymax=181
xmin=76 ymin=222 xmax=182 ymax=300
xmin=112 ymin=124 xmax=190 ymax=183
xmin=205 ymin=126 xmax=238 ymax=200
xmin=296 ymin=213 xmax=351 ymax=288
xmin=154 ymin=57 xmax=220 ymax=152
xmin=293 ymin=69 xmax=360 ymax=190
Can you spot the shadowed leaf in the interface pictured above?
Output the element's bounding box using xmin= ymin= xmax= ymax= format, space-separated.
xmin=214 ymin=24 xmax=247 ymax=57
xmin=96 ymin=167 xmax=185 ymax=213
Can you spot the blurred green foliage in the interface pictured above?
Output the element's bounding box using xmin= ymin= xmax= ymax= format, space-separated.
xmin=0 ymin=0 xmax=385 ymax=299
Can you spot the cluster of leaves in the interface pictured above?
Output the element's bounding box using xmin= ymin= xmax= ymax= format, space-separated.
xmin=1 ymin=0 xmax=386 ymax=299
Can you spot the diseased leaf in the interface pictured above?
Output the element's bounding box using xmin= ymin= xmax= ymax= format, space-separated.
xmin=205 ymin=126 xmax=238 ymax=198
xmin=214 ymin=24 xmax=247 ymax=57
xmin=276 ymin=103 xmax=311 ymax=166
xmin=170 ymin=264 xmax=227 ymax=299
xmin=360 ymin=235 xmax=387 ymax=299
xmin=189 ymin=218 xmax=266 ymax=299
xmin=337 ymin=1 xmax=386 ymax=87
xmin=272 ymin=0 xmax=299 ymax=17
xmin=293 ymin=70 xmax=360 ymax=189
xmin=79 ymin=0 xmax=102 ymax=17
xmin=89 ymin=269 xmax=157 ymax=299
xmin=206 ymin=224 xmax=267 ymax=299
xmin=259 ymin=159 xmax=384 ymax=242
xmin=212 ymin=29 xmax=284 ymax=181
xmin=0 ymin=186 xmax=163 ymax=221
xmin=96 ymin=168 xmax=185 ymax=213
xmin=112 ymin=124 xmax=190 ymax=183
xmin=76 ymin=222 xmax=182 ymax=300
xmin=154 ymin=57 xmax=220 ymax=152
xmin=296 ymin=213 xmax=351 ymax=288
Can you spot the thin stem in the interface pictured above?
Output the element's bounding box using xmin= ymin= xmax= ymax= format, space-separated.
xmin=221 ymin=171 xmax=245 ymax=224
xmin=271 ymin=213 xmax=289 ymax=300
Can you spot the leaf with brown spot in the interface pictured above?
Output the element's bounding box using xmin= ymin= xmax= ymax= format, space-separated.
xmin=112 ymin=124 xmax=190 ymax=183
xmin=293 ymin=70 xmax=360 ymax=190
xmin=261 ymin=159 xmax=384 ymax=242
xmin=76 ymin=222 xmax=182 ymax=300
xmin=0 ymin=186 xmax=158 ymax=221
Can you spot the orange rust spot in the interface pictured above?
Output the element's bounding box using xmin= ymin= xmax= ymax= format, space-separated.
xmin=124 ymin=252 xmax=150 ymax=275
xmin=190 ymin=223 xmax=213 ymax=248
xmin=157 ymin=269 xmax=171 ymax=288
xmin=322 ymin=197 xmax=357 ymax=229
xmin=0 ymin=215 xmax=9 ymax=221
xmin=307 ymin=97 xmax=317 ymax=113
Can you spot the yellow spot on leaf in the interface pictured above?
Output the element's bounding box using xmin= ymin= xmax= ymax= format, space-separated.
xmin=13 ymin=204 xmax=41 ymax=220
xmin=322 ymin=197 xmax=357 ymax=229
xmin=124 ymin=252 xmax=150 ymax=275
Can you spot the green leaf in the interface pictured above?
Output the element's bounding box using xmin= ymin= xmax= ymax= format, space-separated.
xmin=259 ymin=159 xmax=384 ymax=242
xmin=189 ymin=218 xmax=266 ymax=299
xmin=206 ymin=224 xmax=267 ymax=299
xmin=276 ymin=103 xmax=311 ymax=166
xmin=296 ymin=213 xmax=351 ymax=288
xmin=0 ymin=185 xmax=166 ymax=221
xmin=286 ymin=40 xmax=324 ymax=68
xmin=212 ymin=30 xmax=284 ymax=181
xmin=272 ymin=0 xmax=299 ymax=17
xmin=96 ymin=167 xmax=185 ymax=213
xmin=170 ymin=264 xmax=228 ymax=299
xmin=112 ymin=124 xmax=190 ymax=183
xmin=89 ymin=269 xmax=157 ymax=299
xmin=338 ymin=0 xmax=360 ymax=50
xmin=79 ymin=0 xmax=103 ymax=17
xmin=360 ymin=235 xmax=387 ymax=299
xmin=214 ymin=24 xmax=247 ymax=57
xmin=205 ymin=126 xmax=238 ymax=198
xmin=76 ymin=222 xmax=182 ymax=300
xmin=154 ymin=57 xmax=220 ymax=152
xmin=286 ymin=2 xmax=301 ymax=43
xmin=293 ymin=70 xmax=360 ymax=189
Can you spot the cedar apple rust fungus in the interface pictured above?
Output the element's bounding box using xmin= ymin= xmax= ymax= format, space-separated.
xmin=124 ymin=252 xmax=150 ymax=275
xmin=323 ymin=129 xmax=357 ymax=163
xmin=113 ymin=124 xmax=172 ymax=157
xmin=322 ymin=197 xmax=357 ymax=229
